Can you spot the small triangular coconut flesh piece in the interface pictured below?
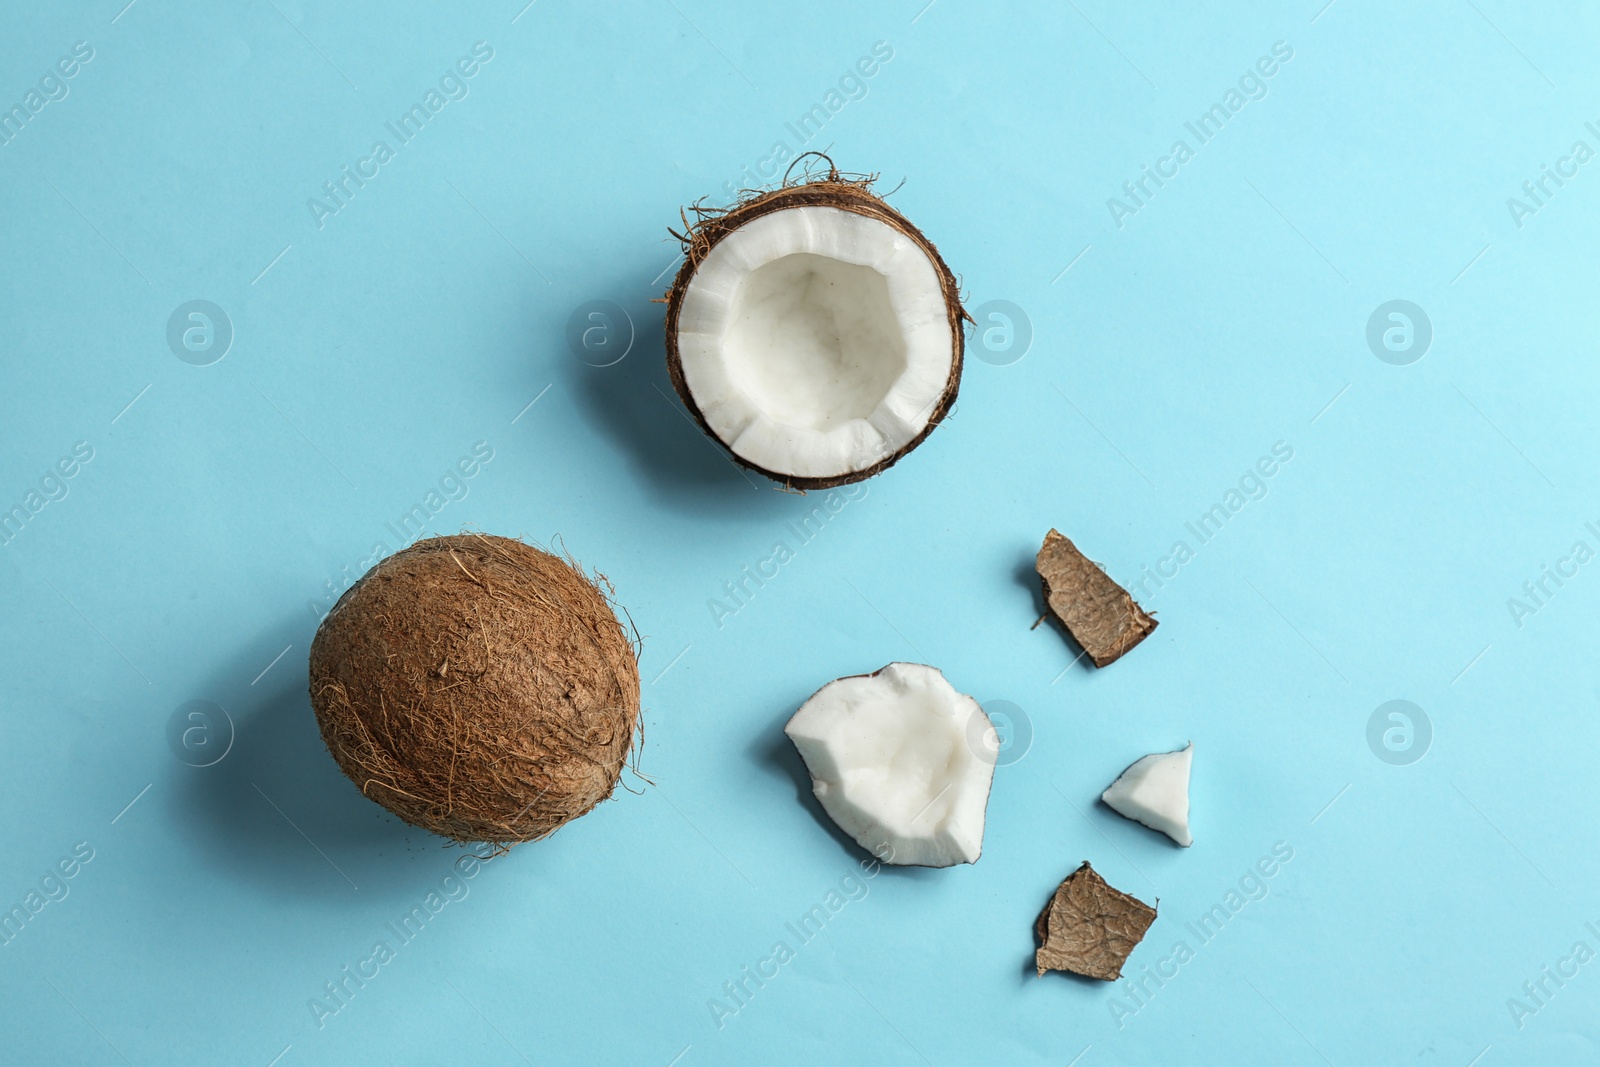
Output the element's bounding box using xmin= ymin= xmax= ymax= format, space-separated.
xmin=1035 ymin=862 xmax=1157 ymax=981
xmin=784 ymin=662 xmax=995 ymax=867
xmin=1102 ymin=743 xmax=1194 ymax=847
xmin=1036 ymin=529 xmax=1157 ymax=667
xmin=665 ymin=171 xmax=965 ymax=490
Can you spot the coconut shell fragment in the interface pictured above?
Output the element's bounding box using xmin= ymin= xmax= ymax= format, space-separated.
xmin=1034 ymin=862 xmax=1157 ymax=981
xmin=1035 ymin=529 xmax=1157 ymax=667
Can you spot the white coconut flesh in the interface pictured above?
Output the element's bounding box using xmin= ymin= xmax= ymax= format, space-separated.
xmin=1101 ymin=743 xmax=1193 ymax=847
xmin=675 ymin=206 xmax=955 ymax=480
xmin=784 ymin=662 xmax=994 ymax=867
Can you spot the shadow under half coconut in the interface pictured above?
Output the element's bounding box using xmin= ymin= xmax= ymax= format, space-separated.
xmin=563 ymin=305 xmax=794 ymax=520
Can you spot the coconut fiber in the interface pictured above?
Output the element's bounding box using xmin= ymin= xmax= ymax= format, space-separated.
xmin=309 ymin=534 xmax=640 ymax=844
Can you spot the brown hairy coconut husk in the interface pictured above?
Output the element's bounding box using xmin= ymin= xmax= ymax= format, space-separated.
xmin=664 ymin=156 xmax=969 ymax=490
xmin=309 ymin=533 xmax=640 ymax=844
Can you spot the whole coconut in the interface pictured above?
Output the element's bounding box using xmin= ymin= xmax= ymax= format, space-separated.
xmin=309 ymin=534 xmax=640 ymax=843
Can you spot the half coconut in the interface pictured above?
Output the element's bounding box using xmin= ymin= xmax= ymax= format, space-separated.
xmin=665 ymin=163 xmax=967 ymax=489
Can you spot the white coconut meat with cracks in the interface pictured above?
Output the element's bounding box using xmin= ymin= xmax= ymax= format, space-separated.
xmin=675 ymin=206 xmax=955 ymax=481
xmin=784 ymin=662 xmax=995 ymax=868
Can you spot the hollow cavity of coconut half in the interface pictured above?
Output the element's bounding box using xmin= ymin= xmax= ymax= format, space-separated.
xmin=665 ymin=174 xmax=966 ymax=489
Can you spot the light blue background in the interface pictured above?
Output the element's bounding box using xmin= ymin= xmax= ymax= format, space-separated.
xmin=3 ymin=1 xmax=1598 ymax=1063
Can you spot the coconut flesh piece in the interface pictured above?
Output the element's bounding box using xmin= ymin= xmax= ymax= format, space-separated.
xmin=668 ymin=183 xmax=963 ymax=489
xmin=784 ymin=663 xmax=995 ymax=867
xmin=1101 ymin=743 xmax=1193 ymax=847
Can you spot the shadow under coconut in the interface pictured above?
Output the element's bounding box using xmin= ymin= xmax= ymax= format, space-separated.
xmin=165 ymin=624 xmax=475 ymax=906
xmin=561 ymin=307 xmax=793 ymax=520
xmin=1013 ymin=553 xmax=1046 ymax=621
xmin=747 ymin=715 xmax=941 ymax=884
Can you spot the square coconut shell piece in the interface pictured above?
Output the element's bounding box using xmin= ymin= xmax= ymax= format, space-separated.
xmin=1034 ymin=862 xmax=1156 ymax=980
xmin=1036 ymin=529 xmax=1156 ymax=667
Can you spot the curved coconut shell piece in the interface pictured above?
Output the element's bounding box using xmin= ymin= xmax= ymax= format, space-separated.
xmin=1035 ymin=862 xmax=1157 ymax=981
xmin=1036 ymin=529 xmax=1157 ymax=667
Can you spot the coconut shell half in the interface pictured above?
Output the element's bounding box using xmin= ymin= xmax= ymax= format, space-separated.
xmin=665 ymin=164 xmax=968 ymax=490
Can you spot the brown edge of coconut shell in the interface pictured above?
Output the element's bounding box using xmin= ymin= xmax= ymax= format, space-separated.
xmin=663 ymin=158 xmax=971 ymax=492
